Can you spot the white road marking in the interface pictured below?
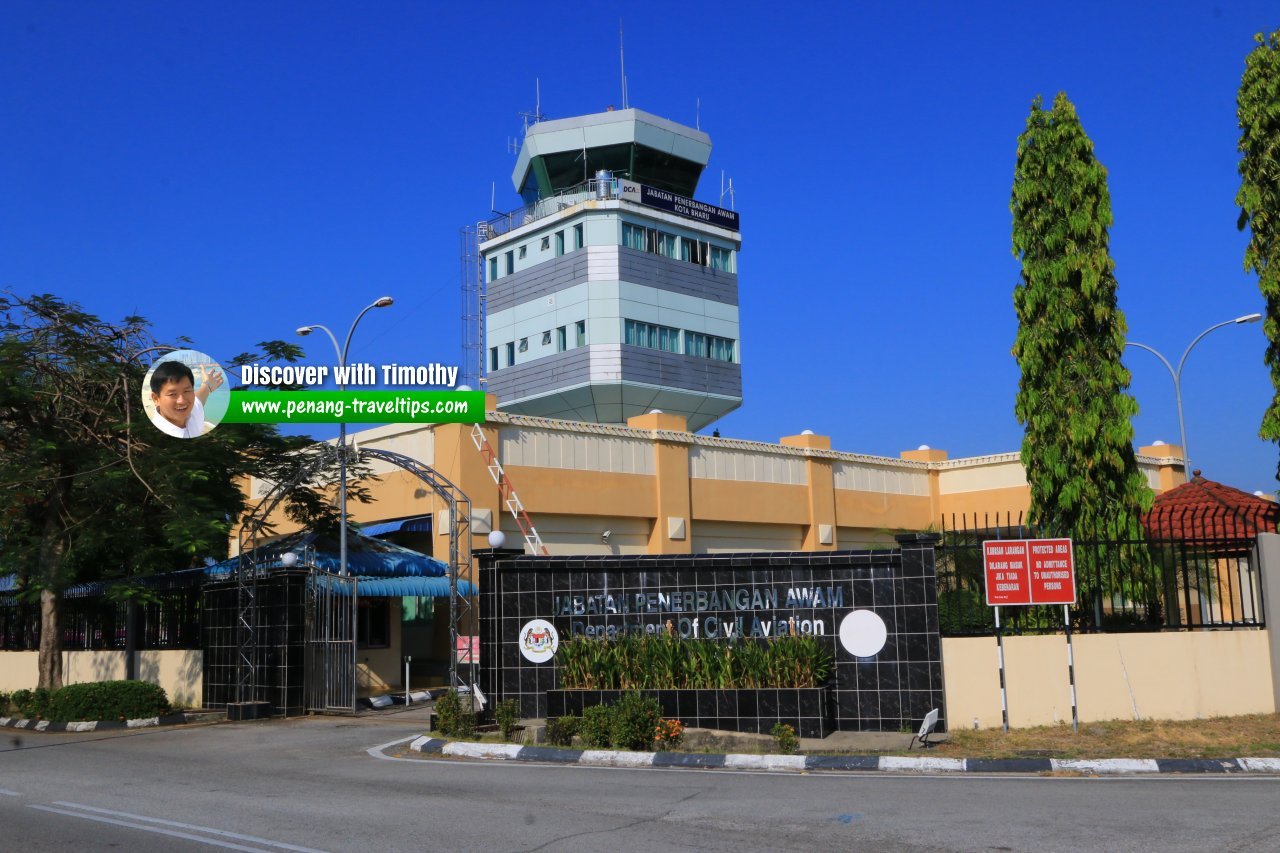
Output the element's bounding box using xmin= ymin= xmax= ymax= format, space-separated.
xmin=30 ymin=805 xmax=277 ymax=852
xmin=0 ymin=788 xmax=21 ymax=796
xmin=45 ymin=801 xmax=329 ymax=853
xmin=365 ymin=734 xmax=419 ymax=761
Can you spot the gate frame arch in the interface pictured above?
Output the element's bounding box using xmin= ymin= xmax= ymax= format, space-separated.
xmin=236 ymin=444 xmax=476 ymax=706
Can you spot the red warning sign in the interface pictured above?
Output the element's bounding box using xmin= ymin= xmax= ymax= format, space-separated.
xmin=983 ymin=538 xmax=1076 ymax=606
xmin=1026 ymin=538 xmax=1076 ymax=605
xmin=982 ymin=540 xmax=1031 ymax=605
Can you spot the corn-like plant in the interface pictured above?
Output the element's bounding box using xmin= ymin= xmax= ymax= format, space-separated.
xmin=556 ymin=634 xmax=835 ymax=690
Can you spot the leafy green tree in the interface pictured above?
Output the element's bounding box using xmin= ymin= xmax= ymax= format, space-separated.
xmin=1010 ymin=93 xmax=1153 ymax=541
xmin=0 ymin=292 xmax=355 ymax=689
xmin=1237 ymin=29 xmax=1280 ymax=468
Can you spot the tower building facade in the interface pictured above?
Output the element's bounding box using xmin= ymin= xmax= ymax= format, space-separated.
xmin=478 ymin=108 xmax=742 ymax=431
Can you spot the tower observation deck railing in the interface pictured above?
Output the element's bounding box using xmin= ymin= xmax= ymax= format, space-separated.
xmin=480 ymin=178 xmax=737 ymax=242
xmin=480 ymin=178 xmax=617 ymax=241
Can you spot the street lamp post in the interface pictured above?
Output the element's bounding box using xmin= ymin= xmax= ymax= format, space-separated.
xmin=298 ymin=296 xmax=394 ymax=577
xmin=1125 ymin=312 xmax=1261 ymax=474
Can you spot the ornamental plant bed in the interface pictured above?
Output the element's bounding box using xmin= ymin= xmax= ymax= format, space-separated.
xmin=547 ymin=687 xmax=832 ymax=739
xmin=551 ymin=634 xmax=835 ymax=738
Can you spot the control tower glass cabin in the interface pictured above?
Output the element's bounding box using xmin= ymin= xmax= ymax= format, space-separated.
xmin=479 ymin=107 xmax=742 ymax=431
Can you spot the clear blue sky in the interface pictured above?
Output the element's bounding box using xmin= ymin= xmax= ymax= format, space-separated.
xmin=3 ymin=2 xmax=1278 ymax=495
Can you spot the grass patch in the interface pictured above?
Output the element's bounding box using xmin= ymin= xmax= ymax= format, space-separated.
xmin=920 ymin=714 xmax=1280 ymax=760
xmin=426 ymin=713 xmax=1280 ymax=760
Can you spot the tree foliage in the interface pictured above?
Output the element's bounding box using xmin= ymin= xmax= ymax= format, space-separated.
xmin=1237 ymin=29 xmax=1280 ymax=466
xmin=1010 ymin=93 xmax=1153 ymax=539
xmin=0 ymin=292 xmax=362 ymax=688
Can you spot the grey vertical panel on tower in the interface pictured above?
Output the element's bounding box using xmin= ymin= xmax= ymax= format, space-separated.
xmin=617 ymin=247 xmax=738 ymax=305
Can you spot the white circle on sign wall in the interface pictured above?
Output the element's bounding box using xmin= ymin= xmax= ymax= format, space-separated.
xmin=518 ymin=619 xmax=559 ymax=663
xmin=838 ymin=610 xmax=888 ymax=657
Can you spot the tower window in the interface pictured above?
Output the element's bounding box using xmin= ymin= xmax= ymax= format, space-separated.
xmin=573 ymin=223 xmax=584 ymax=250
xmin=557 ymin=326 xmax=567 ymax=352
xmin=505 ymin=342 xmax=515 ymax=367
xmin=555 ymin=231 xmax=565 ymax=256
xmin=541 ymin=235 xmax=550 ymax=250
xmin=684 ymin=331 xmax=736 ymax=363
xmin=518 ymin=245 xmax=527 ymax=259
xmin=518 ymin=337 xmax=528 ymax=353
xmin=625 ymin=319 xmax=681 ymax=354
xmin=622 ymin=222 xmax=646 ymax=250
xmin=575 ymin=320 xmax=586 ymax=347
xmin=489 ymin=347 xmax=498 ymax=372
xmin=505 ymin=251 xmax=514 ymax=275
xmin=489 ymin=257 xmax=498 ymax=280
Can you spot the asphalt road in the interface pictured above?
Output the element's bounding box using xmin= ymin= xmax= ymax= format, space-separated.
xmin=2 ymin=715 xmax=1278 ymax=852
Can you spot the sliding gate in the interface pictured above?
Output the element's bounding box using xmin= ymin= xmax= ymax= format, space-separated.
xmin=305 ymin=569 xmax=358 ymax=714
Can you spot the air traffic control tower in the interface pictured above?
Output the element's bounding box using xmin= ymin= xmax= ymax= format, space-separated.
xmin=475 ymin=107 xmax=742 ymax=431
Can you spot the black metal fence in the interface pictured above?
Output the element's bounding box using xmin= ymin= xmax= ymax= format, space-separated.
xmin=0 ymin=583 xmax=203 ymax=652
xmin=939 ymin=507 xmax=1271 ymax=636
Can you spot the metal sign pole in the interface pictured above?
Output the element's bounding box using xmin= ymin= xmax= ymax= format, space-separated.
xmin=1064 ymin=605 xmax=1078 ymax=732
xmin=405 ymin=655 xmax=411 ymax=706
xmin=995 ymin=605 xmax=1009 ymax=733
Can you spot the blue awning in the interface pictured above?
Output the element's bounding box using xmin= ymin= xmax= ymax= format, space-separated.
xmin=351 ymin=576 xmax=477 ymax=598
xmin=205 ymin=528 xmax=448 ymax=578
xmin=357 ymin=515 xmax=433 ymax=537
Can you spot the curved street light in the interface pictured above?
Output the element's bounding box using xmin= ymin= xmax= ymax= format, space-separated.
xmin=1125 ymin=312 xmax=1261 ymax=475
xmin=298 ymin=296 xmax=395 ymax=577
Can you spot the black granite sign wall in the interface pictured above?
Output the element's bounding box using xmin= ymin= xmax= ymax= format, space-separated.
xmin=477 ymin=534 xmax=945 ymax=733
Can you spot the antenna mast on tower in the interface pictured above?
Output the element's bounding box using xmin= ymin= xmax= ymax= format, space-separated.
xmin=619 ymin=22 xmax=628 ymax=109
xmin=517 ymin=78 xmax=546 ymax=132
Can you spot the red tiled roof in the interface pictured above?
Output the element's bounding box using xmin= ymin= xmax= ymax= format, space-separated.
xmin=1143 ymin=471 xmax=1279 ymax=539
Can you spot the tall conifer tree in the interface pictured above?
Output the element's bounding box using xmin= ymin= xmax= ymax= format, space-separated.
xmin=1010 ymin=93 xmax=1152 ymax=538
xmin=1236 ymin=29 xmax=1280 ymax=469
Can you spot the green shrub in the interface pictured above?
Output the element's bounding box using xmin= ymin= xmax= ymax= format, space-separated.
xmin=771 ymin=722 xmax=799 ymax=755
xmin=579 ymin=704 xmax=613 ymax=748
xmin=546 ymin=715 xmax=579 ymax=747
xmin=433 ymin=690 xmax=476 ymax=739
xmin=47 ymin=681 xmax=170 ymax=722
xmin=11 ymin=688 xmax=52 ymax=720
xmin=610 ymin=692 xmax=661 ymax=751
xmin=495 ymin=698 xmax=521 ymax=742
xmin=450 ymin=705 xmax=476 ymax=739
xmin=8 ymin=682 xmax=169 ymax=722
xmin=0 ymin=690 xmax=10 ymax=715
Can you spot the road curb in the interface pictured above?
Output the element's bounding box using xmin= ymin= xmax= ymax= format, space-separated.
xmin=407 ymin=738 xmax=1280 ymax=775
xmin=0 ymin=712 xmax=195 ymax=733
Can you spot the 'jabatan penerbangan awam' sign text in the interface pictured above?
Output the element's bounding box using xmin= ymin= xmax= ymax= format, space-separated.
xmin=982 ymin=538 xmax=1076 ymax=606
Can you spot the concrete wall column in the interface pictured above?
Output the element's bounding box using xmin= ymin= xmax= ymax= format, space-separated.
xmin=627 ymin=412 xmax=692 ymax=554
xmin=900 ymin=447 xmax=948 ymax=524
xmin=781 ymin=433 xmax=836 ymax=550
xmin=1256 ymin=532 xmax=1280 ymax=714
xmin=1137 ymin=443 xmax=1188 ymax=491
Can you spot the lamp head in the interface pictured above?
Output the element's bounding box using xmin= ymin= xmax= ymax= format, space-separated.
xmin=296 ymin=326 xmax=314 ymax=337
xmin=374 ymin=296 xmax=394 ymax=308
xmin=1236 ymin=313 xmax=1263 ymax=324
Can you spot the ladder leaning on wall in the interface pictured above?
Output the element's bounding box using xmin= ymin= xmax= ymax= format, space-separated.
xmin=470 ymin=423 xmax=550 ymax=556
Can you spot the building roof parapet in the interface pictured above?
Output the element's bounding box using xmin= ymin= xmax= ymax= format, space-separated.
xmin=483 ymin=411 xmax=933 ymax=467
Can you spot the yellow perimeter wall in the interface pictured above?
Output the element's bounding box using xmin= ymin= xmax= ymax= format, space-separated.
xmin=943 ymin=631 xmax=1275 ymax=729
xmin=0 ymin=650 xmax=202 ymax=709
xmin=240 ymin=403 xmax=1186 ymax=560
